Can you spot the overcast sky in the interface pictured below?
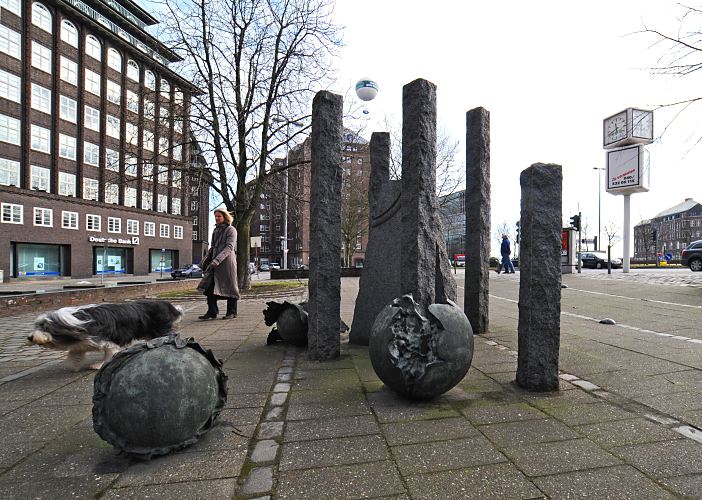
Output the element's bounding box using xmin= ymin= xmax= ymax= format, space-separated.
xmin=328 ymin=0 xmax=702 ymax=256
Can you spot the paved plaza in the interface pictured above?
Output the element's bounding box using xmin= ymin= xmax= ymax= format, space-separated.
xmin=0 ymin=271 xmax=700 ymax=498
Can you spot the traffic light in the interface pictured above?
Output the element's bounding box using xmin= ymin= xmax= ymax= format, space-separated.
xmin=569 ymin=214 xmax=581 ymax=232
xmin=515 ymin=221 xmax=520 ymax=243
xmin=651 ymin=228 xmax=657 ymax=240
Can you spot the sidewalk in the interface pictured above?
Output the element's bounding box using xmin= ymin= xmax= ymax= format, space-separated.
xmin=0 ymin=278 xmax=699 ymax=498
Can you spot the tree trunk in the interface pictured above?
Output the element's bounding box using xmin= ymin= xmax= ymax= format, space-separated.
xmin=236 ymin=214 xmax=253 ymax=290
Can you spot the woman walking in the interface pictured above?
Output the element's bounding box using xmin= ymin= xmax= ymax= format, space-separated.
xmin=198 ymin=207 xmax=240 ymax=320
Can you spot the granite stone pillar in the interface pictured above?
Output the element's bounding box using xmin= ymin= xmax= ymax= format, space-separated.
xmin=350 ymin=133 xmax=401 ymax=345
xmin=307 ymin=91 xmax=343 ymax=361
xmin=516 ymin=163 xmax=562 ymax=391
xmin=464 ymin=107 xmax=491 ymax=334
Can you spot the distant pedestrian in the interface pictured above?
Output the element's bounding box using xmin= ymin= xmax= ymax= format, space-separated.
xmin=197 ymin=207 xmax=240 ymax=320
xmin=500 ymin=234 xmax=515 ymax=274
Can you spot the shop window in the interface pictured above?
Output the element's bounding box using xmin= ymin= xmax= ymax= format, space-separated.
xmin=31 ymin=41 xmax=51 ymax=73
xmin=0 ymin=25 xmax=21 ymax=60
xmin=1 ymin=202 xmax=22 ymax=224
xmin=32 ymin=3 xmax=52 ymax=33
xmin=144 ymin=221 xmax=155 ymax=236
xmin=16 ymin=243 xmax=62 ymax=276
xmin=30 ymin=165 xmax=49 ymax=191
xmin=0 ymin=69 xmax=21 ymax=103
xmin=85 ymin=69 xmax=101 ymax=96
xmin=58 ymin=134 xmax=76 ymax=161
xmin=83 ymin=178 xmax=98 ymax=200
xmin=60 ymin=56 xmax=77 ymax=85
xmin=107 ymin=216 xmax=121 ymax=233
xmin=85 ymin=34 xmax=101 ymax=60
xmin=33 ymin=207 xmax=52 ymax=227
xmin=107 ymin=48 xmax=121 ymax=71
xmin=58 ymin=171 xmax=76 ymax=196
xmin=174 ymin=226 xmax=183 ymax=239
xmin=160 ymin=223 xmax=169 ymax=238
xmin=30 ymin=125 xmax=50 ymax=153
xmin=126 ymin=219 xmax=138 ymax=235
xmin=86 ymin=213 xmax=101 ymax=231
xmin=0 ymin=158 xmax=20 ymax=186
xmin=95 ymin=247 xmax=128 ymax=274
xmin=0 ymin=114 xmax=20 ymax=145
xmin=84 ymin=142 xmax=99 ymax=166
xmin=60 ymin=20 xmax=78 ymax=47
xmin=142 ymin=191 xmax=153 ymax=210
xmin=62 ymin=210 xmax=78 ymax=229
xmin=59 ymin=95 xmax=77 ymax=123
xmin=150 ymin=249 xmax=174 ymax=272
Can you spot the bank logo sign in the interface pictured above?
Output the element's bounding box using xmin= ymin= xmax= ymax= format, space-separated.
xmin=89 ymin=236 xmax=140 ymax=245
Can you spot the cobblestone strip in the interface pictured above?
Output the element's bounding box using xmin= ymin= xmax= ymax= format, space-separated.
xmin=236 ymin=348 xmax=297 ymax=499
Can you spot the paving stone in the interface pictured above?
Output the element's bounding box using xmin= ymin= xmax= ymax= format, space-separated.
xmin=502 ymin=438 xmax=622 ymax=477
xmin=277 ymin=460 xmax=406 ymax=499
xmin=371 ymin=402 xmax=460 ymax=423
xmin=218 ymin=407 xmax=264 ymax=426
xmin=257 ymin=421 xmax=284 ymax=440
xmin=660 ymin=473 xmax=702 ymax=498
xmin=405 ymin=462 xmax=542 ymax=499
xmin=381 ymin=417 xmax=480 ymax=446
xmin=479 ymin=418 xmax=580 ymax=447
xmin=637 ymin=390 xmax=702 ymax=415
xmin=542 ymin=401 xmax=635 ymax=426
xmin=533 ymin=464 xmax=676 ymax=499
xmin=612 ymin=439 xmax=702 ymax=478
xmin=0 ymin=441 xmax=44 ymax=469
xmin=104 ymin=480 xmax=237 ymax=499
xmin=0 ymin=404 xmax=90 ymax=444
xmin=239 ymin=466 xmax=273 ymax=496
xmin=279 ymin=435 xmax=388 ymax=471
xmin=392 ymin=436 xmax=506 ymax=475
xmin=286 ymin=400 xmax=372 ymax=421
xmin=270 ymin=393 xmax=288 ymax=406
xmin=273 ymin=383 xmax=291 ymax=393
xmin=265 ymin=406 xmax=284 ymax=421
xmin=224 ymin=392 xmax=268 ymax=409
xmin=250 ymin=440 xmax=279 ymax=463
xmin=183 ymin=422 xmax=253 ymax=452
xmin=460 ymin=402 xmax=547 ymax=425
xmin=0 ymin=476 xmax=116 ymax=499
xmin=284 ymin=415 xmax=379 ymax=442
xmin=575 ymin=418 xmax=685 ymax=448
xmin=521 ymin=388 xmax=602 ymax=409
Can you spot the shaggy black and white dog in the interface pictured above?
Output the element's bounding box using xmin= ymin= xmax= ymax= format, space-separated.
xmin=27 ymin=300 xmax=183 ymax=370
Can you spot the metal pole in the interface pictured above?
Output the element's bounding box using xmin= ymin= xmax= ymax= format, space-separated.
xmin=577 ymin=211 xmax=582 ymax=274
xmin=597 ymin=169 xmax=601 ymax=251
xmin=623 ymin=194 xmax=631 ymax=273
xmin=283 ymin=154 xmax=288 ymax=270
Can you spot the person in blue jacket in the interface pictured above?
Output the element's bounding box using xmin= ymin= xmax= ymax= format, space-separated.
xmin=498 ymin=234 xmax=515 ymax=274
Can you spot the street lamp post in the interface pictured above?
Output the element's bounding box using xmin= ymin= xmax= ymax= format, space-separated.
xmin=593 ymin=167 xmax=604 ymax=251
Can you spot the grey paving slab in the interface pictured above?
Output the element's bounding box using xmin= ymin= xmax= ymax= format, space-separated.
xmin=612 ymin=439 xmax=702 ymax=478
xmin=0 ymin=403 xmax=90 ymax=444
xmin=218 ymin=406 xmax=265 ymax=426
xmin=542 ymin=401 xmax=635 ymax=426
xmin=257 ymin=421 xmax=284 ymax=440
xmin=286 ymin=400 xmax=372 ymax=421
xmin=239 ymin=466 xmax=273 ymax=496
xmin=392 ymin=436 xmax=507 ymax=475
xmin=181 ymin=422 xmax=253 ymax=453
xmin=369 ymin=399 xmax=461 ymax=423
xmin=479 ymin=418 xmax=581 ymax=447
xmin=460 ymin=402 xmax=547 ymax=425
xmin=636 ymin=390 xmax=702 ymax=415
xmin=381 ymin=417 xmax=481 ymax=446
xmin=0 ymin=476 xmax=116 ymax=499
xmin=284 ymin=414 xmax=379 ymax=442
xmin=404 ymin=462 xmax=543 ymax=499
xmin=276 ymin=460 xmax=406 ymax=499
xmin=520 ymin=388 xmax=602 ymax=409
xmin=224 ymin=392 xmax=268 ymax=409
xmin=659 ymin=474 xmax=702 ymax=498
xmin=574 ymin=418 xmax=685 ymax=448
xmin=289 ymin=385 xmax=366 ymax=404
xmin=0 ymin=441 xmax=44 ymax=469
xmin=279 ymin=435 xmax=388 ymax=471
xmin=103 ymin=478 xmax=238 ymax=499
xmin=250 ymin=439 xmax=278 ymax=463
xmin=501 ymin=438 xmax=622 ymax=477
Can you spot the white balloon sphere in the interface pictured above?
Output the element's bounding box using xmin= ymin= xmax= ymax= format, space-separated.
xmin=355 ymin=78 xmax=379 ymax=102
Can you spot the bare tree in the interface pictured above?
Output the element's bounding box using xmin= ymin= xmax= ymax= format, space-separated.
xmin=340 ymin=164 xmax=370 ymax=267
xmin=159 ymin=0 xmax=340 ymax=289
xmin=603 ymin=221 xmax=620 ymax=274
xmin=494 ymin=221 xmax=514 ymax=248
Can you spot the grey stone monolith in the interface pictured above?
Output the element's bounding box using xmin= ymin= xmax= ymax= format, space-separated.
xmin=350 ymin=132 xmax=401 ymax=345
xmin=516 ymin=163 xmax=562 ymax=391
xmin=308 ymin=91 xmax=343 ymax=361
xmin=464 ymin=107 xmax=491 ymax=334
xmin=401 ymin=78 xmax=456 ymax=310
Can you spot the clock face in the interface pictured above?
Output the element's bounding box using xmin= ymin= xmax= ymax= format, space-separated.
xmin=632 ymin=109 xmax=653 ymax=139
xmin=604 ymin=111 xmax=627 ymax=146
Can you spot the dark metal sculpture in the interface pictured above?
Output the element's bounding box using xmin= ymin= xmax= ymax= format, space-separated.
xmin=370 ymin=295 xmax=473 ymax=400
xmin=264 ymin=300 xmax=349 ymax=346
xmin=92 ymin=335 xmax=227 ymax=460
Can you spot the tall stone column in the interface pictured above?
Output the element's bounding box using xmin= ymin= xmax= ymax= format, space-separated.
xmin=308 ymin=91 xmax=343 ymax=361
xmin=464 ymin=107 xmax=491 ymax=334
xmin=516 ymin=163 xmax=562 ymax=391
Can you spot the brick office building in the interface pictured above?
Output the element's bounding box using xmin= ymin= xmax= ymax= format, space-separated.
xmin=634 ymin=198 xmax=702 ymax=262
xmin=250 ymin=130 xmax=370 ymax=269
xmin=0 ymin=0 xmax=206 ymax=280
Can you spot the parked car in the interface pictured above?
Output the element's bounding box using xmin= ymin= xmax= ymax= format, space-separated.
xmin=580 ymin=252 xmax=622 ymax=269
xmin=270 ymin=263 xmax=281 ymax=270
xmin=171 ymin=264 xmax=203 ymax=279
xmin=259 ymin=263 xmax=270 ymax=272
xmin=681 ymin=240 xmax=702 ymax=272
xmin=249 ymin=262 xmax=256 ymax=274
xmin=296 ymin=264 xmax=308 ymax=270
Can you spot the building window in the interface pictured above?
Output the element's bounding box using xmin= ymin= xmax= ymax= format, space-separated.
xmin=143 ymin=130 xmax=154 ymax=151
xmin=1 ymin=203 xmax=23 ymax=224
xmin=106 ymin=115 xmax=120 ymax=139
xmin=0 ymin=114 xmax=20 ymax=145
xmin=160 ymin=223 xmax=169 ymax=238
xmin=61 ymin=210 xmax=78 ymax=229
xmin=105 ymin=148 xmax=119 ymax=171
xmin=59 ymin=95 xmax=77 ymax=123
xmin=172 ymin=169 xmax=181 ymax=187
xmin=60 ymin=20 xmax=78 ymax=47
xmin=31 ymin=41 xmax=51 ymax=73
xmin=0 ymin=25 xmax=21 ymax=60
xmin=85 ymin=34 xmax=101 ymax=60
xmin=107 ymin=48 xmax=121 ymax=71
xmin=126 ymin=90 xmax=139 ymax=113
xmin=107 ymin=80 xmax=121 ymax=104
xmin=158 ymin=136 xmax=169 ymax=156
xmin=161 ymin=79 xmax=170 ymax=95
xmin=192 ymin=215 xmax=198 ymax=226
xmin=58 ymin=134 xmax=76 ymax=160
xmin=144 ymin=221 xmax=155 ymax=236
xmin=125 ymin=123 xmax=139 ymax=146
xmin=124 ymin=187 xmax=137 ymax=207
xmin=32 ymin=3 xmax=52 ymax=33
xmin=31 ymin=83 xmax=51 ymax=114
xmin=172 ymin=197 xmax=181 ymax=215
xmin=158 ymin=167 xmax=168 ymax=184
xmin=84 ymin=142 xmax=99 ymax=166
xmin=58 ymin=171 xmax=76 ymax=196
xmin=124 ymin=154 xmax=137 ymax=176
xmin=191 ymin=200 xmax=198 ymax=212
xmin=157 ymin=194 xmax=167 ymax=212
xmin=33 ymin=207 xmax=52 ymax=227
xmin=127 ymin=60 xmax=139 ymax=81
xmin=1 ymin=0 xmax=21 ymax=16
xmin=145 ymin=70 xmax=155 ymax=90
xmin=142 ymin=191 xmax=153 ymax=210
xmin=30 ymin=125 xmax=50 ymax=153
xmin=143 ymin=100 xmax=154 ymax=120
xmin=85 ymin=69 xmax=101 ymax=96
xmin=0 ymin=158 xmax=20 ymax=186
xmin=107 ymin=217 xmax=121 ymax=233
xmin=60 ymin=56 xmax=77 ymax=85
xmin=84 ymin=105 xmax=100 ymax=131
xmin=0 ymin=69 xmax=21 ymax=103
xmin=260 ymin=225 xmax=268 ymax=232
xmin=192 ymin=231 xmax=198 ymax=240
xmin=126 ymin=219 xmax=138 ymax=235
xmin=83 ymin=177 xmax=98 ymax=200
xmin=174 ymin=119 xmax=182 ymax=134
xmin=174 ymin=225 xmax=183 ymax=239
xmin=86 ymin=214 xmax=101 ymax=231
xmin=173 ymin=144 xmax=182 ymax=161
xmin=30 ymin=165 xmax=50 ymax=191
xmin=105 ymin=183 xmax=119 ymax=204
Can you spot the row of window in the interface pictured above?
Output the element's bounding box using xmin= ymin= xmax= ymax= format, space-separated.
xmin=1 ymin=2 xmax=183 ymax=99
xmin=1 ymin=202 xmax=184 ymax=238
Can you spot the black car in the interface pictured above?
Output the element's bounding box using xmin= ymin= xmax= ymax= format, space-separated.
xmin=681 ymin=240 xmax=702 ymax=272
xmin=580 ymin=252 xmax=622 ymax=269
xmin=171 ymin=264 xmax=204 ymax=279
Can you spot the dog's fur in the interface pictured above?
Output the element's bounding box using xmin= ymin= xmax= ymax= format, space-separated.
xmin=28 ymin=300 xmax=183 ymax=370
